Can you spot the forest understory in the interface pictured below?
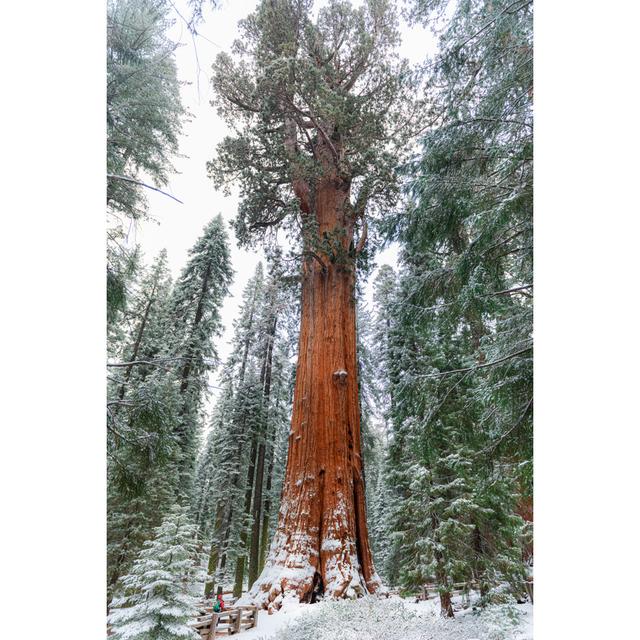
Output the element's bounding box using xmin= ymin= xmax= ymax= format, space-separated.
xmin=199 ymin=593 xmax=533 ymax=640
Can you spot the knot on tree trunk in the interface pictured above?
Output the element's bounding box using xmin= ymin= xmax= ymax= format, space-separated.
xmin=332 ymin=369 xmax=348 ymax=385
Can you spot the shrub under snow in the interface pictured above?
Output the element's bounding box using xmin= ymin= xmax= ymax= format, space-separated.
xmin=259 ymin=596 xmax=529 ymax=640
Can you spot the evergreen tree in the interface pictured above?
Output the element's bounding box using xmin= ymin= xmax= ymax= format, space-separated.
xmin=194 ymin=262 xmax=298 ymax=598
xmin=373 ymin=257 xmax=528 ymax=615
xmin=399 ymin=0 xmax=533 ymax=486
xmin=193 ymin=264 xmax=268 ymax=595
xmin=165 ymin=214 xmax=233 ymax=497
xmin=108 ymin=505 xmax=206 ymax=640
xmin=107 ymin=218 xmax=232 ymax=597
xmin=363 ymin=0 xmax=533 ymax=615
xmin=107 ymin=252 xmax=181 ymax=598
xmin=107 ymin=0 xmax=187 ymax=322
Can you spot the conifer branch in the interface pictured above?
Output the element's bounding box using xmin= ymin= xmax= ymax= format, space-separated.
xmin=419 ymin=345 xmax=532 ymax=379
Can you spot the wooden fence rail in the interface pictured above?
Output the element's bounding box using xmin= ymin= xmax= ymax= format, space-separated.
xmin=189 ymin=605 xmax=258 ymax=639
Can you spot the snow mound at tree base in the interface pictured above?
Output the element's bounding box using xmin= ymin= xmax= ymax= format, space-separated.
xmin=242 ymin=596 xmax=532 ymax=640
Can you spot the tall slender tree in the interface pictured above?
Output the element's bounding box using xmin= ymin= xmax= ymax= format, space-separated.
xmin=195 ymin=265 xmax=266 ymax=596
xmin=107 ymin=0 xmax=186 ymax=322
xmin=107 ymin=218 xmax=232 ymax=598
xmin=372 ymin=0 xmax=533 ymax=615
xmin=166 ymin=214 xmax=233 ymax=498
xmin=107 ymin=252 xmax=180 ymax=598
xmin=208 ymin=0 xmax=423 ymax=607
xmin=194 ymin=263 xmax=296 ymax=598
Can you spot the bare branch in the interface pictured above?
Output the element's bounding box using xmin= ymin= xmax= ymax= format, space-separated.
xmin=475 ymin=397 xmax=533 ymax=457
xmin=107 ymin=174 xmax=184 ymax=204
xmin=492 ymin=284 xmax=533 ymax=296
xmin=107 ymin=357 xmax=185 ymax=368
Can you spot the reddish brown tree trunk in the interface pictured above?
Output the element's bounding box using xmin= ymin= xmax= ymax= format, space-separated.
xmin=245 ymin=176 xmax=381 ymax=610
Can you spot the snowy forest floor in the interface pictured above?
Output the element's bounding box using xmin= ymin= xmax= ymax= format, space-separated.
xmin=229 ymin=594 xmax=533 ymax=640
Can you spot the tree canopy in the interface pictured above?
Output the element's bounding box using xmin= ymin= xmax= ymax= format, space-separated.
xmin=208 ymin=0 xmax=423 ymax=254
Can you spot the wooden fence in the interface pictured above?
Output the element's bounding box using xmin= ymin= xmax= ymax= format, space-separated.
xmin=190 ymin=605 xmax=259 ymax=639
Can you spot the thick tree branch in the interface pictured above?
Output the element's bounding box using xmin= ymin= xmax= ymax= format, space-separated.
xmin=354 ymin=218 xmax=368 ymax=255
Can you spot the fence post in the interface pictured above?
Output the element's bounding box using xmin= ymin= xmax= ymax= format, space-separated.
xmin=524 ymin=580 xmax=533 ymax=604
xmin=206 ymin=612 xmax=219 ymax=640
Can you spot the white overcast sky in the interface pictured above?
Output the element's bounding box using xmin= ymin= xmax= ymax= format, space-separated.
xmin=130 ymin=0 xmax=439 ymax=408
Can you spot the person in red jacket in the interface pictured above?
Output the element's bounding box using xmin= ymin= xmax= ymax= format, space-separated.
xmin=213 ymin=594 xmax=225 ymax=613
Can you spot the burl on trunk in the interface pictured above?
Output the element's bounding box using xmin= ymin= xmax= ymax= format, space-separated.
xmin=246 ymin=173 xmax=381 ymax=610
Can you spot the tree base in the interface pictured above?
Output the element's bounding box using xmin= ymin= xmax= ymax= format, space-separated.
xmin=240 ymin=532 xmax=384 ymax=611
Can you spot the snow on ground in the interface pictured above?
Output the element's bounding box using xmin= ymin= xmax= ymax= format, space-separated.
xmin=230 ymin=595 xmax=311 ymax=640
xmin=231 ymin=593 xmax=533 ymax=640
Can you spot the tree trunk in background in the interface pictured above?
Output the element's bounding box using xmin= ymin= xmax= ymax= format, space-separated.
xmin=233 ymin=437 xmax=258 ymax=597
xmin=258 ymin=442 xmax=275 ymax=575
xmin=175 ymin=262 xmax=212 ymax=496
xmin=118 ymin=286 xmax=156 ymax=401
xmin=204 ymin=505 xmax=225 ymax=597
xmin=206 ymin=306 xmax=259 ymax=596
xmin=247 ymin=439 xmax=266 ymax=588
xmin=439 ymin=591 xmax=454 ymax=618
xmin=248 ymin=314 xmax=277 ymax=588
xmin=246 ymin=175 xmax=381 ymax=609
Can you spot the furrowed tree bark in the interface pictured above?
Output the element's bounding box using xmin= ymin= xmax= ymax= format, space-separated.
xmin=245 ymin=160 xmax=381 ymax=610
xmin=439 ymin=590 xmax=455 ymax=618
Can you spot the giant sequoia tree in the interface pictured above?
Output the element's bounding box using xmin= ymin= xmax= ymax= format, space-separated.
xmin=208 ymin=0 xmax=421 ymax=607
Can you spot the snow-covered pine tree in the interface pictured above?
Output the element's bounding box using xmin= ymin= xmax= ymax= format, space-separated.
xmin=196 ymin=264 xmax=268 ymax=595
xmin=195 ymin=262 xmax=299 ymax=598
xmin=108 ymin=252 xmax=181 ymax=599
xmin=107 ymin=0 xmax=186 ymax=323
xmin=193 ymin=382 xmax=238 ymax=598
xmin=108 ymin=505 xmax=206 ymax=640
xmin=108 ymin=217 xmax=233 ymax=597
xmin=400 ymin=0 xmax=533 ymax=492
xmin=377 ymin=254 xmax=527 ymax=615
xmin=354 ymin=299 xmax=389 ymax=577
xmin=165 ymin=214 xmax=233 ymax=498
xmin=255 ymin=299 xmax=299 ymax=578
xmin=247 ymin=272 xmax=285 ymax=588
xmin=367 ymin=0 xmax=533 ymax=615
